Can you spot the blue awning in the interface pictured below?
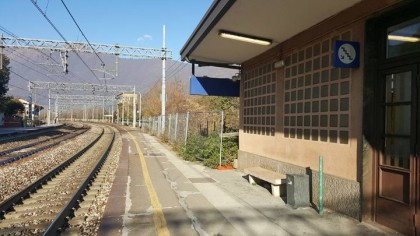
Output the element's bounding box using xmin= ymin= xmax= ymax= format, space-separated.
xmin=190 ymin=76 xmax=240 ymax=97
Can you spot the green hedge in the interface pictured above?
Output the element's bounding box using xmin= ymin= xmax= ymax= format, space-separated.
xmin=181 ymin=133 xmax=238 ymax=169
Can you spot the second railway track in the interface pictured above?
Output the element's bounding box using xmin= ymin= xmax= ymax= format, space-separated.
xmin=0 ymin=124 xmax=118 ymax=235
xmin=0 ymin=125 xmax=88 ymax=166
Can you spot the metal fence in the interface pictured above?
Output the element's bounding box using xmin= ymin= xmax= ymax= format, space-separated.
xmin=143 ymin=111 xmax=223 ymax=146
xmin=142 ymin=110 xmax=238 ymax=166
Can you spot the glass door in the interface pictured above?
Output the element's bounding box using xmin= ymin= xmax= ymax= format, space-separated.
xmin=376 ymin=65 xmax=418 ymax=235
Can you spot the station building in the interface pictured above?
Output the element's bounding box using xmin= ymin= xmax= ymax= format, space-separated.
xmin=181 ymin=0 xmax=420 ymax=234
xmin=115 ymin=92 xmax=140 ymax=125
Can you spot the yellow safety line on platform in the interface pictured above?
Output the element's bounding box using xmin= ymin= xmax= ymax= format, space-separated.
xmin=125 ymin=128 xmax=170 ymax=236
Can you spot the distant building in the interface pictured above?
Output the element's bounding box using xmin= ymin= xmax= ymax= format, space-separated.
xmin=18 ymin=98 xmax=44 ymax=126
xmin=181 ymin=1 xmax=420 ymax=234
xmin=115 ymin=92 xmax=141 ymax=125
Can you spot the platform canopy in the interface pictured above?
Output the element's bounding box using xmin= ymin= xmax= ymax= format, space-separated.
xmin=180 ymin=0 xmax=361 ymax=67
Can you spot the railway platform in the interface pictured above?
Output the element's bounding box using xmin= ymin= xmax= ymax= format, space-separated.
xmin=99 ymin=127 xmax=399 ymax=236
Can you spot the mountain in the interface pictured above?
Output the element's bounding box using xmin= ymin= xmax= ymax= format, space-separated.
xmin=5 ymin=49 xmax=238 ymax=106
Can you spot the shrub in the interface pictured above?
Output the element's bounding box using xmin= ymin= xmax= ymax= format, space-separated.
xmin=181 ymin=133 xmax=238 ymax=169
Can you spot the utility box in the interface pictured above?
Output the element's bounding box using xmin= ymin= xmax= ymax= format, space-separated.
xmin=286 ymin=174 xmax=310 ymax=208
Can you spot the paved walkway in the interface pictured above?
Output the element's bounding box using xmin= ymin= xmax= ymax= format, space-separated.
xmin=100 ymin=128 xmax=400 ymax=236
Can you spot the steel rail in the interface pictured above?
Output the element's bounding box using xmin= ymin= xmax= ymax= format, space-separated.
xmin=0 ymin=125 xmax=65 ymax=144
xmin=44 ymin=129 xmax=115 ymax=235
xmin=0 ymin=128 xmax=104 ymax=219
xmin=0 ymin=128 xmax=88 ymax=166
xmin=0 ymin=133 xmax=66 ymax=156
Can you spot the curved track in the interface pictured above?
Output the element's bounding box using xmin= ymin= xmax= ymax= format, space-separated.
xmin=0 ymin=124 xmax=119 ymax=235
xmin=0 ymin=125 xmax=65 ymax=145
xmin=0 ymin=125 xmax=88 ymax=166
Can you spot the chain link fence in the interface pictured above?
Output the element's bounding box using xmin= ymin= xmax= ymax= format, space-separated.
xmin=142 ymin=110 xmax=239 ymax=168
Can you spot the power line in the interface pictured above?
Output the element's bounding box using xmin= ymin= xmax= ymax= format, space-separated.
xmin=2 ymin=38 xmax=65 ymax=83
xmin=9 ymin=57 xmax=55 ymax=81
xmin=60 ymin=0 xmax=105 ymax=67
xmin=6 ymin=46 xmax=86 ymax=84
xmin=137 ymin=58 xmax=184 ymax=93
xmin=9 ymin=70 xmax=63 ymax=102
xmin=0 ymin=25 xmax=17 ymax=38
xmin=9 ymin=83 xmax=48 ymax=100
xmin=165 ymin=58 xmax=182 ymax=78
xmin=0 ymin=26 xmax=55 ymax=100
xmin=10 ymin=70 xmax=32 ymax=82
xmin=8 ymin=48 xmax=88 ymax=84
xmin=0 ymin=25 xmax=89 ymax=83
xmin=8 ymin=83 xmax=28 ymax=92
xmin=7 ymin=71 xmax=49 ymax=99
xmin=167 ymin=59 xmax=189 ymax=79
xmin=30 ymin=0 xmax=101 ymax=82
xmin=7 ymin=48 xmax=65 ymax=83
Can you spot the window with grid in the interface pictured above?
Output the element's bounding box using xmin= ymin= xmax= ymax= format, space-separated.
xmin=243 ymin=63 xmax=276 ymax=136
xmin=283 ymin=31 xmax=352 ymax=144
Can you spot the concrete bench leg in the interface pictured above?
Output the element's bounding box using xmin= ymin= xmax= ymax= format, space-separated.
xmin=248 ymin=175 xmax=256 ymax=185
xmin=271 ymin=184 xmax=280 ymax=197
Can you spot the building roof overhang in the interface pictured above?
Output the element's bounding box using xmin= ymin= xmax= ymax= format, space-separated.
xmin=180 ymin=0 xmax=362 ymax=67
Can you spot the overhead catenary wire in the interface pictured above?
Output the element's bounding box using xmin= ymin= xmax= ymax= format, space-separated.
xmin=10 ymin=70 xmax=61 ymax=101
xmin=140 ymin=57 xmax=187 ymax=93
xmin=0 ymin=25 xmax=17 ymax=38
xmin=7 ymin=48 xmax=88 ymax=84
xmin=2 ymin=20 xmax=181 ymax=106
xmin=0 ymin=25 xmax=89 ymax=83
xmin=30 ymin=0 xmax=102 ymax=82
xmin=4 ymin=45 xmax=86 ymax=84
xmin=10 ymin=70 xmax=32 ymax=83
xmin=153 ymin=59 xmax=190 ymax=90
xmin=8 ymin=83 xmax=48 ymax=99
xmin=166 ymin=59 xmax=189 ymax=79
xmin=60 ymin=0 xmax=105 ymax=67
xmin=7 ymin=71 xmax=49 ymax=100
xmin=3 ymin=41 xmax=67 ymax=83
xmin=135 ymin=57 xmax=182 ymax=87
xmin=8 ymin=83 xmax=29 ymax=92
xmin=7 ymin=49 xmax=67 ymax=83
xmin=0 ymin=25 xmax=60 ymax=101
xmin=165 ymin=57 xmax=183 ymax=78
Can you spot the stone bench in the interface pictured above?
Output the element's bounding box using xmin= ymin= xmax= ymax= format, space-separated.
xmin=244 ymin=167 xmax=287 ymax=197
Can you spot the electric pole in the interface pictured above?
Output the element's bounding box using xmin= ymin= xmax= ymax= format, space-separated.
xmin=161 ymin=25 xmax=166 ymax=134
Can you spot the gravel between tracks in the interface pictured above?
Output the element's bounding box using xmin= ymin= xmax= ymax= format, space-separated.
xmin=0 ymin=125 xmax=101 ymax=202
xmin=64 ymin=126 xmax=122 ymax=236
xmin=0 ymin=124 xmax=123 ymax=235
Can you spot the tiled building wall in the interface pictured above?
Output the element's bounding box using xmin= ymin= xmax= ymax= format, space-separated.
xmin=239 ymin=28 xmax=362 ymax=219
xmin=242 ymin=63 xmax=277 ymax=136
xmin=283 ymin=31 xmax=352 ymax=144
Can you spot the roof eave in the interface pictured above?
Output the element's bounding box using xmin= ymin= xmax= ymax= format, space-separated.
xmin=180 ymin=0 xmax=236 ymax=62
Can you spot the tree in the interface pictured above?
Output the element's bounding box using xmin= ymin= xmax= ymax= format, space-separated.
xmin=195 ymin=96 xmax=240 ymax=131
xmin=142 ymin=79 xmax=200 ymax=117
xmin=0 ymin=54 xmax=10 ymax=100
xmin=142 ymin=81 xmax=162 ymax=117
xmin=0 ymin=96 xmax=24 ymax=116
xmin=142 ymin=77 xmax=240 ymax=131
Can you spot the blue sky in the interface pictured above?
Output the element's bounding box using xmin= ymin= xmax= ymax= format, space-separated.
xmin=0 ymin=0 xmax=213 ymax=59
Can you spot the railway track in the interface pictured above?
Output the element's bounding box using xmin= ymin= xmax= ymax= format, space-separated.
xmin=0 ymin=125 xmax=65 ymax=145
xmin=0 ymin=124 xmax=83 ymax=151
xmin=0 ymin=126 xmax=88 ymax=166
xmin=0 ymin=124 xmax=118 ymax=235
